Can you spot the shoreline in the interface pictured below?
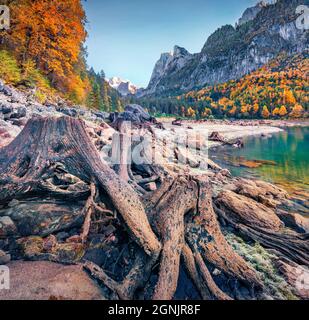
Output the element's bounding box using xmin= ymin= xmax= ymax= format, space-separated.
xmin=157 ymin=118 xmax=301 ymax=149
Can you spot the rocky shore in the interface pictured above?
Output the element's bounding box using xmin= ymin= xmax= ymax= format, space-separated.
xmin=0 ymin=81 xmax=308 ymax=300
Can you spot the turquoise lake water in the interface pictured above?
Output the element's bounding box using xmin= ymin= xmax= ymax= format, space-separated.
xmin=210 ymin=127 xmax=309 ymax=196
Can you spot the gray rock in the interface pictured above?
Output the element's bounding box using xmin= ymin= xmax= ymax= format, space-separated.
xmin=0 ymin=250 xmax=11 ymax=264
xmin=1 ymin=200 xmax=84 ymax=237
xmin=0 ymin=216 xmax=17 ymax=237
xmin=110 ymin=104 xmax=154 ymax=124
xmin=10 ymin=106 xmax=27 ymax=119
xmin=0 ymin=102 xmax=13 ymax=114
xmin=58 ymin=107 xmax=78 ymax=117
xmin=93 ymin=111 xmax=109 ymax=120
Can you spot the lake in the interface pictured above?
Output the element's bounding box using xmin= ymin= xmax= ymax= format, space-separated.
xmin=210 ymin=126 xmax=309 ymax=202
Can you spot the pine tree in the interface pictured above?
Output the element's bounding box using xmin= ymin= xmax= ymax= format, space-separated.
xmin=116 ymin=99 xmax=123 ymax=112
xmin=102 ymin=81 xmax=112 ymax=112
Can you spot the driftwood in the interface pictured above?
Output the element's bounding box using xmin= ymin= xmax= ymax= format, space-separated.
xmin=209 ymin=131 xmax=244 ymax=148
xmin=172 ymin=118 xmax=183 ymax=126
xmin=0 ymin=115 xmax=307 ymax=300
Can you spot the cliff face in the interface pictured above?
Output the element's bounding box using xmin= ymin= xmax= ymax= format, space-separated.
xmin=141 ymin=0 xmax=309 ymax=97
xmin=145 ymin=46 xmax=193 ymax=95
xmin=236 ymin=1 xmax=267 ymax=27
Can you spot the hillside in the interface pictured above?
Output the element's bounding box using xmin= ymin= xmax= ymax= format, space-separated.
xmin=178 ymin=52 xmax=309 ymax=119
xmin=0 ymin=0 xmax=122 ymax=112
xmin=134 ymin=52 xmax=308 ymax=119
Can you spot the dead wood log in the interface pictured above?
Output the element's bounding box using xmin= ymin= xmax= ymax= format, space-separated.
xmin=182 ymin=244 xmax=231 ymax=300
xmin=1 ymin=115 xmax=291 ymax=300
xmin=186 ymin=177 xmax=263 ymax=289
xmin=209 ymin=131 xmax=244 ymax=147
xmin=151 ymin=176 xmax=198 ymax=300
xmin=0 ymin=116 xmax=161 ymax=259
xmin=172 ymin=118 xmax=182 ymax=126
xmin=214 ymin=203 xmax=309 ymax=267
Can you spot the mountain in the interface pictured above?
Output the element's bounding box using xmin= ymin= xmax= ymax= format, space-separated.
xmin=108 ymin=77 xmax=139 ymax=96
xmin=140 ymin=0 xmax=309 ymax=97
xmin=178 ymin=52 xmax=308 ymax=119
xmin=145 ymin=46 xmax=193 ymax=96
xmin=236 ymin=1 xmax=267 ymax=26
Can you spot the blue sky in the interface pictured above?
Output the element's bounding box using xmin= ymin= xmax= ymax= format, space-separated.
xmin=83 ymin=0 xmax=259 ymax=87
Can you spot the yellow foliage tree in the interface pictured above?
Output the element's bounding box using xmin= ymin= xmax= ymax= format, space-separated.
xmin=290 ymin=104 xmax=304 ymax=118
xmin=253 ymin=103 xmax=260 ymax=114
xmin=3 ymin=0 xmax=87 ymax=94
xmin=278 ymin=105 xmax=288 ymax=117
xmin=186 ymin=107 xmax=196 ymax=118
xmin=202 ymin=107 xmax=212 ymax=118
xmin=283 ymin=89 xmax=296 ymax=105
xmin=262 ymin=106 xmax=270 ymax=118
xmin=272 ymin=107 xmax=280 ymax=117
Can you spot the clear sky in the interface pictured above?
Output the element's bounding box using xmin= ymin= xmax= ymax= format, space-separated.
xmin=83 ymin=0 xmax=259 ymax=88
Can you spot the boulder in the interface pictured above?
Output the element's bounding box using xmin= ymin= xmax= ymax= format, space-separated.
xmin=10 ymin=106 xmax=27 ymax=119
xmin=1 ymin=200 xmax=84 ymax=237
xmin=0 ymin=216 xmax=17 ymax=237
xmin=0 ymin=249 xmax=11 ymax=264
xmin=0 ymin=261 xmax=106 ymax=300
xmin=58 ymin=107 xmax=78 ymax=117
xmin=110 ymin=104 xmax=155 ymax=124
xmin=0 ymin=102 xmax=13 ymax=114
xmin=93 ymin=111 xmax=110 ymax=120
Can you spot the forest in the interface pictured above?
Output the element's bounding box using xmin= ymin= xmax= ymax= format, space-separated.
xmin=133 ymin=53 xmax=308 ymax=120
xmin=0 ymin=0 xmax=123 ymax=111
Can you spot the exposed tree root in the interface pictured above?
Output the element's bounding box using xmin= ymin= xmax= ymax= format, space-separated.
xmin=182 ymin=244 xmax=231 ymax=300
xmin=2 ymin=115 xmax=307 ymax=300
xmin=80 ymin=182 xmax=96 ymax=243
xmin=214 ymin=204 xmax=309 ymax=267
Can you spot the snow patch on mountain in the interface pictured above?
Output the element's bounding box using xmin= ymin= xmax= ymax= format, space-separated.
xmin=107 ymin=77 xmax=139 ymax=96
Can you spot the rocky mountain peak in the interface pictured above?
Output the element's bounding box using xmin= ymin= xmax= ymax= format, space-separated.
xmin=237 ymin=1 xmax=268 ymax=26
xmin=172 ymin=45 xmax=191 ymax=57
xmin=141 ymin=0 xmax=308 ymax=97
xmin=107 ymin=77 xmax=139 ymax=96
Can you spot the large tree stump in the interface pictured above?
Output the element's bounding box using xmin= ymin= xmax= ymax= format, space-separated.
xmin=3 ymin=115 xmax=305 ymax=300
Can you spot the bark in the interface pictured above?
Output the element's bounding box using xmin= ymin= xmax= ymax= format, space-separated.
xmin=3 ymin=115 xmax=306 ymax=300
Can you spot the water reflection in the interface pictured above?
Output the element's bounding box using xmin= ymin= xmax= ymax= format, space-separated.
xmin=210 ymin=127 xmax=309 ymax=195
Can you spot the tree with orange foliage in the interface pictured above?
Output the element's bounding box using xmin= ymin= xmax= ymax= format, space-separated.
xmin=283 ymin=89 xmax=296 ymax=105
xmin=272 ymin=107 xmax=280 ymax=117
xmin=202 ymin=107 xmax=212 ymax=118
xmin=290 ymin=104 xmax=304 ymax=118
xmin=3 ymin=0 xmax=87 ymax=96
xmin=252 ymin=103 xmax=260 ymax=114
xmin=262 ymin=106 xmax=270 ymax=118
xmin=186 ymin=107 xmax=196 ymax=118
xmin=278 ymin=105 xmax=288 ymax=117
